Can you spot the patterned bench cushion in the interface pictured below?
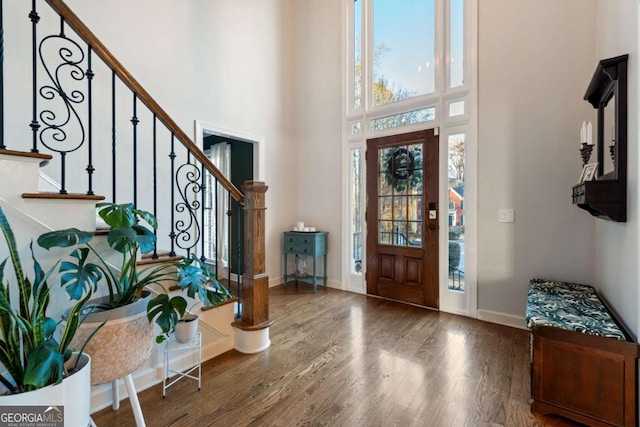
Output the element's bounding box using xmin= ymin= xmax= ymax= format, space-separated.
xmin=525 ymin=278 xmax=627 ymax=341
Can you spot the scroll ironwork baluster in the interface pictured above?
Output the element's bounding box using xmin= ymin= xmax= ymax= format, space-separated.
xmin=131 ymin=94 xmax=138 ymax=207
xmin=175 ymin=148 xmax=202 ymax=256
xmin=86 ymin=47 xmax=94 ymax=195
xmin=169 ymin=134 xmax=176 ymax=257
xmin=38 ymin=17 xmax=86 ymax=194
xmin=29 ymin=0 xmax=40 ymax=153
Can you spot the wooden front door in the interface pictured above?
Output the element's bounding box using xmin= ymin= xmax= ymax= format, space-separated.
xmin=366 ymin=129 xmax=439 ymax=308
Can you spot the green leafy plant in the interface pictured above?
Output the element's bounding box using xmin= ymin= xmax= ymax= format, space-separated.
xmin=38 ymin=202 xmax=232 ymax=344
xmin=0 ymin=207 xmax=93 ymax=394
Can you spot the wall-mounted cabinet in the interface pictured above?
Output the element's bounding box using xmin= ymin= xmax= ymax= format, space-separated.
xmin=572 ymin=54 xmax=628 ymax=222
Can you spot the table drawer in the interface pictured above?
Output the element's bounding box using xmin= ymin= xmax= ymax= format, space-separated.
xmin=283 ymin=232 xmax=326 ymax=255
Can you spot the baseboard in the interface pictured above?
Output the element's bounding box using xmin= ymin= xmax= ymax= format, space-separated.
xmin=440 ymin=306 xmax=470 ymax=318
xmin=477 ymin=309 xmax=527 ymax=330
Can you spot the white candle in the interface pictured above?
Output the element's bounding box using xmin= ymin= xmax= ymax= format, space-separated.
xmin=587 ymin=121 xmax=593 ymax=145
xmin=581 ymin=121 xmax=587 ymax=144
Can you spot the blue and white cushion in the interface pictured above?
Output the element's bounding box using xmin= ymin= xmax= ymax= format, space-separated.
xmin=525 ymin=278 xmax=626 ymax=341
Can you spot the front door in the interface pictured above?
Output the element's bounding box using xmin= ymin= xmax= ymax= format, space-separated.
xmin=366 ymin=129 xmax=439 ymax=308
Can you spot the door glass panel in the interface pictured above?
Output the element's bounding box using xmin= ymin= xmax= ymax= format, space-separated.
xmin=379 ymin=196 xmax=393 ymax=219
xmin=373 ymin=0 xmax=436 ymax=106
xmin=379 ymin=220 xmax=393 ymax=244
xmin=378 ymin=142 xmax=423 ymax=247
xmin=408 ymin=221 xmax=422 ymax=245
xmin=448 ymin=133 xmax=465 ymax=291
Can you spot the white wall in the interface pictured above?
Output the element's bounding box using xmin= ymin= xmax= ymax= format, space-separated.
xmin=594 ymin=0 xmax=640 ymax=338
xmin=477 ymin=0 xmax=598 ymax=318
xmin=292 ymin=0 xmax=343 ymax=287
xmin=55 ymin=0 xmax=298 ymax=282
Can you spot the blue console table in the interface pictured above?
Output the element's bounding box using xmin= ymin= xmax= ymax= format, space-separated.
xmin=283 ymin=231 xmax=328 ymax=292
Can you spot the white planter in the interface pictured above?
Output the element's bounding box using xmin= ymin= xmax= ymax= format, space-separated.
xmin=0 ymin=353 xmax=91 ymax=427
xmin=175 ymin=314 xmax=199 ymax=343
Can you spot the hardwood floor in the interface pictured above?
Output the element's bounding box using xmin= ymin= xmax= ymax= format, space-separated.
xmin=92 ymin=286 xmax=581 ymax=426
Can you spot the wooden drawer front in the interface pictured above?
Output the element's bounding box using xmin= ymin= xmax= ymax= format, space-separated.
xmin=284 ymin=233 xmax=326 ymax=255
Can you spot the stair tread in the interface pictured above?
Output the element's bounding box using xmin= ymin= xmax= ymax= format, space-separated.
xmin=137 ymin=253 xmax=183 ymax=266
xmin=0 ymin=149 xmax=53 ymax=166
xmin=22 ymin=192 xmax=106 ymax=201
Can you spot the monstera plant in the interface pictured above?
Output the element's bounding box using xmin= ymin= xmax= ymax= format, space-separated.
xmin=37 ymin=202 xmax=231 ymax=344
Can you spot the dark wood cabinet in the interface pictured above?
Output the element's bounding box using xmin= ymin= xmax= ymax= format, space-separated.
xmin=573 ymin=54 xmax=628 ymax=222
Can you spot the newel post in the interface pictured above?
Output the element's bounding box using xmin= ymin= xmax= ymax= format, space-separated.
xmin=231 ymin=181 xmax=273 ymax=353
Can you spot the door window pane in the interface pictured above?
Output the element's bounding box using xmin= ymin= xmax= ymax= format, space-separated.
xmin=448 ymin=133 xmax=465 ymax=291
xmin=377 ymin=143 xmax=423 ymax=247
xmin=373 ymin=0 xmax=436 ymax=106
xmin=450 ymin=0 xmax=464 ymax=88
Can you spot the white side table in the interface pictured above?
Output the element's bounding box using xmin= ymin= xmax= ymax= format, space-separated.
xmin=163 ymin=332 xmax=202 ymax=397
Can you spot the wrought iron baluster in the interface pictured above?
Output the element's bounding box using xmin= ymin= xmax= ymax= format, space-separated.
xmin=169 ymin=134 xmax=176 ymax=257
xmin=214 ymin=178 xmax=219 ymax=278
xmin=131 ymin=94 xmax=138 ymax=207
xmin=200 ymin=161 xmax=206 ymax=262
xmin=152 ymin=114 xmax=158 ymax=259
xmin=0 ymin=0 xmax=4 ymax=150
xmin=29 ymin=0 xmax=40 ymax=153
xmin=227 ymin=191 xmax=232 ymax=296
xmin=86 ymin=47 xmax=94 ymax=195
xmin=111 ymin=71 xmax=116 ymax=202
xmin=236 ymin=199 xmax=243 ymax=318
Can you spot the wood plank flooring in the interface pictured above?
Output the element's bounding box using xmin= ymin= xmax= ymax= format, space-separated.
xmin=92 ymin=286 xmax=581 ymax=427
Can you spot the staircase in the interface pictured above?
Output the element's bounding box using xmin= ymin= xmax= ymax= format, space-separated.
xmin=0 ymin=0 xmax=271 ymax=415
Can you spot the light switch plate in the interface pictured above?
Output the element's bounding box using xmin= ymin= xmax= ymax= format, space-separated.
xmin=498 ymin=209 xmax=515 ymax=223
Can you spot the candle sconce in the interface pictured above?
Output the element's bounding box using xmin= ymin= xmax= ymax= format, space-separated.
xmin=572 ymin=54 xmax=628 ymax=222
xmin=580 ymin=143 xmax=594 ymax=165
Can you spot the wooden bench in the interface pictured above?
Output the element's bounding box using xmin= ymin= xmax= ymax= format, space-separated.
xmin=525 ymin=279 xmax=639 ymax=427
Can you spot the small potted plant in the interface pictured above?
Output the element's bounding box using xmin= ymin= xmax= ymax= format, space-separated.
xmin=38 ymin=202 xmax=232 ymax=383
xmin=148 ymin=254 xmax=232 ymax=343
xmin=0 ymin=207 xmax=96 ymax=426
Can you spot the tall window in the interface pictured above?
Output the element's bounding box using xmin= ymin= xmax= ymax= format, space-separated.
xmin=344 ymin=0 xmax=475 ymax=299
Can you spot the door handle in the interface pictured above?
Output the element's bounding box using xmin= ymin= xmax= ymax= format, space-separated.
xmin=429 ymin=224 xmax=437 ymax=230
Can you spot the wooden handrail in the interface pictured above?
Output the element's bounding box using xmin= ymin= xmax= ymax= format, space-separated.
xmin=45 ymin=0 xmax=244 ymax=203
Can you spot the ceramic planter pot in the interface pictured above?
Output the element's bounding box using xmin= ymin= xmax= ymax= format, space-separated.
xmin=0 ymin=353 xmax=92 ymax=427
xmin=71 ymin=292 xmax=153 ymax=385
xmin=174 ymin=313 xmax=199 ymax=343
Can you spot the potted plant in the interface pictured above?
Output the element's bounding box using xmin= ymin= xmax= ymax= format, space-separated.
xmin=0 ymin=207 xmax=95 ymax=426
xmin=148 ymin=254 xmax=231 ymax=344
xmin=37 ymin=202 xmax=232 ymax=384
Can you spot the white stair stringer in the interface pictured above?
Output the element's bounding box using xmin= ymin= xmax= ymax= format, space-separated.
xmin=0 ymin=154 xmax=98 ymax=231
